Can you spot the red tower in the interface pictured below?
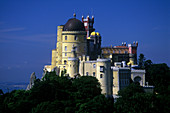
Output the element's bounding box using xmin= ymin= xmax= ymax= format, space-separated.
xmin=82 ymin=15 xmax=95 ymax=38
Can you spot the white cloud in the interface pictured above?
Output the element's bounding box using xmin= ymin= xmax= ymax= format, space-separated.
xmin=7 ymin=67 xmax=11 ymax=70
xmin=0 ymin=27 xmax=25 ymax=33
xmin=152 ymin=27 xmax=160 ymax=31
xmin=0 ymin=33 xmax=56 ymax=43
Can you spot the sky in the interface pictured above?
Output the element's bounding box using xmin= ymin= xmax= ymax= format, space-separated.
xmin=0 ymin=0 xmax=169 ymax=82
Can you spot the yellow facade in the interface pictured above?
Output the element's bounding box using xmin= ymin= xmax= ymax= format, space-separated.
xmin=51 ymin=26 xmax=87 ymax=72
xmin=112 ymin=68 xmax=119 ymax=95
xmin=51 ymin=49 xmax=57 ymax=70
xmin=67 ymin=58 xmax=79 ymax=78
xmin=43 ymin=15 xmax=146 ymax=97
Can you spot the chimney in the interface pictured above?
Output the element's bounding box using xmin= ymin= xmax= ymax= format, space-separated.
xmin=136 ymin=41 xmax=138 ymax=46
xmin=124 ymin=42 xmax=126 ymax=46
xmin=82 ymin=15 xmax=84 ymax=22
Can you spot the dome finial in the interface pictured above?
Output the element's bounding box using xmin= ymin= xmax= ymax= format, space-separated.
xmin=73 ymin=9 xmax=76 ymax=18
xmin=73 ymin=13 xmax=76 ymax=18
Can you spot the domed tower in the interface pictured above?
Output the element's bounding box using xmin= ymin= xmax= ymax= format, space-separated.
xmin=56 ymin=14 xmax=87 ymax=72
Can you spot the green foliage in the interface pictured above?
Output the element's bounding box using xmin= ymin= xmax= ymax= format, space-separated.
xmin=77 ymin=95 xmax=114 ymax=113
xmin=0 ymin=89 xmax=4 ymax=95
xmin=0 ymin=72 xmax=105 ymax=113
xmin=138 ymin=53 xmax=146 ymax=69
xmin=72 ymin=76 xmax=101 ymax=100
xmin=118 ymin=83 xmax=144 ymax=98
xmin=145 ymin=63 xmax=170 ymax=94
xmin=115 ymin=83 xmax=153 ymax=113
xmin=1 ymin=61 xmax=169 ymax=113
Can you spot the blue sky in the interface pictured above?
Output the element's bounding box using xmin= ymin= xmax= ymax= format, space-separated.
xmin=0 ymin=0 xmax=169 ymax=82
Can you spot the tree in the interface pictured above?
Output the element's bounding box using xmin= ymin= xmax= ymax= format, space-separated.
xmin=115 ymin=83 xmax=153 ymax=113
xmin=138 ymin=53 xmax=146 ymax=69
xmin=0 ymin=89 xmax=4 ymax=95
xmin=72 ymin=76 xmax=101 ymax=100
xmin=146 ymin=63 xmax=170 ymax=94
xmin=77 ymin=95 xmax=114 ymax=113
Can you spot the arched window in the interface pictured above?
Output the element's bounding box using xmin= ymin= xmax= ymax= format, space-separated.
xmin=64 ymin=60 xmax=67 ymax=65
xmin=65 ymin=36 xmax=67 ymax=40
xmin=134 ymin=76 xmax=141 ymax=84
xmin=100 ymin=74 xmax=103 ymax=78
xmin=93 ymin=72 xmax=95 ymax=77
xmin=86 ymin=72 xmax=89 ymax=76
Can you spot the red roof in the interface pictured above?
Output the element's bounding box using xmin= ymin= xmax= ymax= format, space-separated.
xmin=114 ymin=46 xmax=128 ymax=48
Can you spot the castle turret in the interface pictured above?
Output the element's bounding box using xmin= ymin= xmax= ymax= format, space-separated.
xmin=128 ymin=41 xmax=138 ymax=65
xmin=96 ymin=59 xmax=112 ymax=97
xmin=67 ymin=45 xmax=79 ymax=77
xmin=82 ymin=15 xmax=95 ymax=38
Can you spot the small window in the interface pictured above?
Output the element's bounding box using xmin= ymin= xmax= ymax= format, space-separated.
xmin=65 ymin=46 xmax=67 ymax=51
xmin=125 ymin=51 xmax=128 ymax=54
xmin=93 ymin=72 xmax=95 ymax=77
xmin=64 ymin=60 xmax=67 ymax=65
xmin=84 ymin=23 xmax=87 ymax=26
xmin=113 ymin=50 xmax=115 ymax=53
xmin=119 ymin=51 xmax=121 ymax=54
xmin=63 ymin=66 xmax=65 ymax=69
xmin=100 ymin=66 xmax=104 ymax=72
xmin=65 ymin=36 xmax=67 ymax=40
xmin=74 ymin=36 xmax=77 ymax=40
xmin=86 ymin=72 xmax=89 ymax=76
xmin=93 ymin=64 xmax=96 ymax=68
xmin=100 ymin=74 xmax=103 ymax=78
xmin=65 ymin=53 xmax=67 ymax=56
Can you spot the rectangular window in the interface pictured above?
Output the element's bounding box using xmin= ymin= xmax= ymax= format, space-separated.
xmin=65 ymin=46 xmax=67 ymax=51
xmin=75 ymin=36 xmax=77 ymax=40
xmin=100 ymin=66 xmax=104 ymax=72
xmin=86 ymin=72 xmax=89 ymax=76
xmin=65 ymin=36 xmax=67 ymax=40
xmin=93 ymin=64 xmax=96 ymax=68
xmin=125 ymin=51 xmax=128 ymax=54
xmin=65 ymin=53 xmax=67 ymax=56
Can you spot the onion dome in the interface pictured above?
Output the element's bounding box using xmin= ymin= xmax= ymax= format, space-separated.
xmin=90 ymin=32 xmax=100 ymax=36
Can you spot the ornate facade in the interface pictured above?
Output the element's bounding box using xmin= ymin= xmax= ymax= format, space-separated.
xmin=43 ymin=14 xmax=146 ymax=97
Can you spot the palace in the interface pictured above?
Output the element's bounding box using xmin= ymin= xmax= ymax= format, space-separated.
xmin=43 ymin=14 xmax=146 ymax=97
